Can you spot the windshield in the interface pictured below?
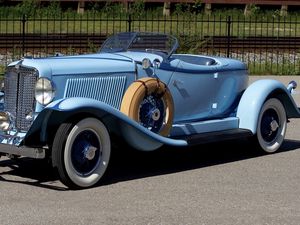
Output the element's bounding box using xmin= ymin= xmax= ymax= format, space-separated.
xmin=100 ymin=32 xmax=178 ymax=57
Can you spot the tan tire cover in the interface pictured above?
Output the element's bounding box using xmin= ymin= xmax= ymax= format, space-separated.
xmin=120 ymin=77 xmax=174 ymax=136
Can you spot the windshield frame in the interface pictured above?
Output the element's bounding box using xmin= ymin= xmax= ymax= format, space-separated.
xmin=99 ymin=32 xmax=179 ymax=58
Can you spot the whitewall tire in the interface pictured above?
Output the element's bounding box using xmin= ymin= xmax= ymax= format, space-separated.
xmin=255 ymin=98 xmax=287 ymax=153
xmin=52 ymin=118 xmax=111 ymax=189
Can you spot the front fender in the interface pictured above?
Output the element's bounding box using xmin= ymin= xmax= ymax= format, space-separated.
xmin=236 ymin=79 xmax=300 ymax=133
xmin=25 ymin=98 xmax=187 ymax=151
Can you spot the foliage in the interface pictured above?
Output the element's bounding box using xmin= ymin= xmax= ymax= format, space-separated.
xmin=16 ymin=0 xmax=40 ymax=17
xmin=130 ymin=0 xmax=145 ymax=17
xmin=46 ymin=1 xmax=62 ymax=17
xmin=101 ymin=2 xmax=126 ymax=16
xmin=192 ymin=0 xmax=203 ymax=14
xmin=177 ymin=35 xmax=210 ymax=54
xmin=174 ymin=0 xmax=203 ymax=15
xmin=245 ymin=4 xmax=260 ymax=17
xmin=0 ymin=65 xmax=4 ymax=77
xmin=0 ymin=2 xmax=300 ymax=19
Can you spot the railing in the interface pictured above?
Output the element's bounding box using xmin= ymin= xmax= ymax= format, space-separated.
xmin=1 ymin=13 xmax=300 ymax=75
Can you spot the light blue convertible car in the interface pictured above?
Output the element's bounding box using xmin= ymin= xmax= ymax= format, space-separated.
xmin=0 ymin=32 xmax=300 ymax=188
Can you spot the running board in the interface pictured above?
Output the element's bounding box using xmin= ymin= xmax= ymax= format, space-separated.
xmin=174 ymin=129 xmax=253 ymax=146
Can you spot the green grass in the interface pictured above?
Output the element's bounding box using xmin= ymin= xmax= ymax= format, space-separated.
xmin=1 ymin=14 xmax=300 ymax=37
xmin=1 ymin=5 xmax=300 ymax=37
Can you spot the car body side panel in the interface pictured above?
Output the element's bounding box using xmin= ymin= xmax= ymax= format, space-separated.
xmin=237 ymin=79 xmax=300 ymax=133
xmin=168 ymin=69 xmax=248 ymax=123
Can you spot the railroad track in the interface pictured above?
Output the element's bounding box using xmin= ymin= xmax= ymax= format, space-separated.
xmin=1 ymin=33 xmax=300 ymax=52
xmin=0 ymin=34 xmax=107 ymax=52
xmin=206 ymin=36 xmax=300 ymax=50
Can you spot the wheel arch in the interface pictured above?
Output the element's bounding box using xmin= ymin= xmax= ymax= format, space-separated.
xmin=237 ymin=79 xmax=300 ymax=134
xmin=24 ymin=109 xmax=104 ymax=146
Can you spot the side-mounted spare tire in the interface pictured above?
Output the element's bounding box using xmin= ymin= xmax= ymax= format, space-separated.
xmin=121 ymin=77 xmax=174 ymax=136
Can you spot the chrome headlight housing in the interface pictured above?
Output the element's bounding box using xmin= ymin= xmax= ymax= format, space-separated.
xmin=35 ymin=78 xmax=55 ymax=105
xmin=0 ymin=79 xmax=4 ymax=92
xmin=142 ymin=58 xmax=151 ymax=69
xmin=0 ymin=112 xmax=12 ymax=131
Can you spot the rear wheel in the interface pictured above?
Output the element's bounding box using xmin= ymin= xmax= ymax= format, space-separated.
xmin=52 ymin=118 xmax=111 ymax=189
xmin=254 ymin=98 xmax=287 ymax=153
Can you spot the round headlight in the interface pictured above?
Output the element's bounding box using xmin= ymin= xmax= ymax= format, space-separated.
xmin=0 ymin=79 xmax=4 ymax=92
xmin=142 ymin=58 xmax=151 ymax=70
xmin=0 ymin=112 xmax=11 ymax=131
xmin=35 ymin=78 xmax=55 ymax=105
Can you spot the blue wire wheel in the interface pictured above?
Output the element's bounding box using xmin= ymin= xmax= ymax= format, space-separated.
xmin=121 ymin=77 xmax=174 ymax=136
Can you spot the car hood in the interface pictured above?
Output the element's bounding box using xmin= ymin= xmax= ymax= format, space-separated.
xmin=9 ymin=53 xmax=136 ymax=77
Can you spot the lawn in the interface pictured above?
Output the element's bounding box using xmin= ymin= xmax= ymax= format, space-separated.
xmin=1 ymin=14 xmax=300 ymax=38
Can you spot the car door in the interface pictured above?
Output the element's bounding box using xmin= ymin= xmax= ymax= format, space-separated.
xmin=156 ymin=55 xmax=247 ymax=124
xmin=163 ymin=58 xmax=219 ymax=123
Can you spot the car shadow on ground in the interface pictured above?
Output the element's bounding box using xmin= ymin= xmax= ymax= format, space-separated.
xmin=0 ymin=139 xmax=300 ymax=191
xmin=103 ymin=138 xmax=300 ymax=185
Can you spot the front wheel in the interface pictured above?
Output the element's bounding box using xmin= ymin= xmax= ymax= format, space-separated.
xmin=254 ymin=98 xmax=287 ymax=153
xmin=52 ymin=118 xmax=111 ymax=189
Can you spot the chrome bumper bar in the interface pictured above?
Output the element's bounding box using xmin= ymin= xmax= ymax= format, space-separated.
xmin=0 ymin=144 xmax=45 ymax=159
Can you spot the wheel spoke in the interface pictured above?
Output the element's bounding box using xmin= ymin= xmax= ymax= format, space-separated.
xmin=139 ymin=94 xmax=165 ymax=133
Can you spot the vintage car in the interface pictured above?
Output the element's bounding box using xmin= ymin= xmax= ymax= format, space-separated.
xmin=0 ymin=32 xmax=300 ymax=189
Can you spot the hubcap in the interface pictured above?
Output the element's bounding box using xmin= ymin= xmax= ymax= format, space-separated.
xmin=139 ymin=94 xmax=165 ymax=133
xmin=71 ymin=130 xmax=101 ymax=176
xmin=260 ymin=109 xmax=280 ymax=142
xmin=151 ymin=108 xmax=161 ymax=121
xmin=270 ymin=120 xmax=279 ymax=132
xmin=83 ymin=146 xmax=97 ymax=160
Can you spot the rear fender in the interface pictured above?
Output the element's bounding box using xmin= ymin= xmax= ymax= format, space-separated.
xmin=25 ymin=98 xmax=187 ymax=151
xmin=236 ymin=79 xmax=300 ymax=133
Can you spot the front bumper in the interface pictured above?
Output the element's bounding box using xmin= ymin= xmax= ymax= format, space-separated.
xmin=0 ymin=130 xmax=45 ymax=159
xmin=0 ymin=143 xmax=45 ymax=159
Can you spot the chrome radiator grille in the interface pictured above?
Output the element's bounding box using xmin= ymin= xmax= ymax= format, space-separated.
xmin=65 ymin=76 xmax=127 ymax=109
xmin=4 ymin=66 xmax=38 ymax=131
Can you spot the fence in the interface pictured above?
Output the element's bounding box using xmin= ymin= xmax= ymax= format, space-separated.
xmin=1 ymin=12 xmax=300 ymax=75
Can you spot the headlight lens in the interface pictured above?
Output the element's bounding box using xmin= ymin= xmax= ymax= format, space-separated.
xmin=0 ymin=79 xmax=4 ymax=92
xmin=35 ymin=78 xmax=55 ymax=105
xmin=0 ymin=112 xmax=11 ymax=131
xmin=142 ymin=58 xmax=151 ymax=69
